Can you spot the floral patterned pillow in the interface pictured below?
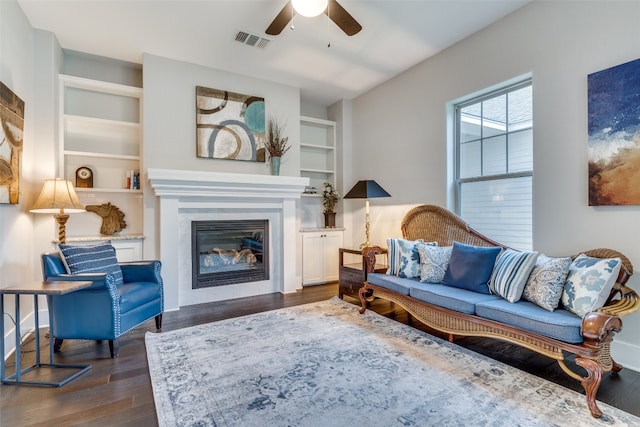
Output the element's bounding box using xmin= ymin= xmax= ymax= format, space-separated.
xmin=522 ymin=254 xmax=571 ymax=311
xmin=418 ymin=245 xmax=452 ymax=283
xmin=561 ymin=254 xmax=621 ymax=317
xmin=387 ymin=238 xmax=436 ymax=279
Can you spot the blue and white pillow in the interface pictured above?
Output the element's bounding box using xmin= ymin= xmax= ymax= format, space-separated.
xmin=489 ymin=249 xmax=539 ymax=303
xmin=58 ymin=242 xmax=123 ymax=286
xmin=522 ymin=254 xmax=572 ymax=311
xmin=561 ymin=254 xmax=621 ymax=317
xmin=418 ymin=245 xmax=452 ymax=283
xmin=386 ymin=238 xmax=436 ymax=279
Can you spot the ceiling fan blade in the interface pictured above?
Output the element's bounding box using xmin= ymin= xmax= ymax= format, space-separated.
xmin=326 ymin=0 xmax=362 ymax=36
xmin=266 ymin=1 xmax=295 ymax=35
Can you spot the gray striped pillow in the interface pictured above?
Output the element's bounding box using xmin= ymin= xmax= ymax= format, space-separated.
xmin=58 ymin=242 xmax=123 ymax=286
xmin=489 ymin=249 xmax=539 ymax=303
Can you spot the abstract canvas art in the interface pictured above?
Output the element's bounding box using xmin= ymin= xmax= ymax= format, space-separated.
xmin=195 ymin=86 xmax=266 ymax=162
xmin=588 ymin=58 xmax=640 ymax=206
xmin=0 ymin=82 xmax=24 ymax=204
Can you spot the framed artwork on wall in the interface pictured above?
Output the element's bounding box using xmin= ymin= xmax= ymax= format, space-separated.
xmin=588 ymin=58 xmax=640 ymax=206
xmin=0 ymin=82 xmax=24 ymax=204
xmin=195 ymin=86 xmax=266 ymax=162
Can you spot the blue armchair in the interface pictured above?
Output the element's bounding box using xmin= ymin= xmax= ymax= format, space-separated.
xmin=41 ymin=252 xmax=164 ymax=358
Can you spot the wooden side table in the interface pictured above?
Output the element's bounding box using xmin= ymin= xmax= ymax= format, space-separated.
xmin=0 ymin=280 xmax=93 ymax=386
xmin=338 ymin=248 xmax=387 ymax=299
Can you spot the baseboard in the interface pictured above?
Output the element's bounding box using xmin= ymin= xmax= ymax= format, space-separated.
xmin=2 ymin=307 xmax=47 ymax=362
xmin=612 ymin=339 xmax=640 ymax=373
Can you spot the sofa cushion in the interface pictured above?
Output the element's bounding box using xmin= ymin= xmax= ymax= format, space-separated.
xmin=489 ymin=249 xmax=539 ymax=303
xmin=409 ymin=282 xmax=500 ymax=314
xmin=442 ymin=242 xmax=502 ymax=294
xmin=58 ymin=242 xmax=124 ymax=286
xmin=367 ymin=272 xmax=417 ymax=296
xmin=475 ymin=299 xmax=583 ymax=344
xmin=386 ymin=238 xmax=436 ymax=279
xmin=522 ymin=254 xmax=572 ymax=311
xmin=561 ymin=254 xmax=621 ymax=317
xmin=418 ymin=245 xmax=452 ymax=283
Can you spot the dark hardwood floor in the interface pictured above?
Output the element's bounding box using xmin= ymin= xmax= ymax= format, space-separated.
xmin=2 ymin=283 xmax=639 ymax=426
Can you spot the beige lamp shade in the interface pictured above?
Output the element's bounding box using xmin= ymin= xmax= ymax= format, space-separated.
xmin=30 ymin=178 xmax=85 ymax=214
xmin=31 ymin=178 xmax=85 ymax=244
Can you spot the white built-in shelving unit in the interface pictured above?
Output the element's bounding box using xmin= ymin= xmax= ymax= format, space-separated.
xmin=299 ymin=116 xmax=336 ymax=195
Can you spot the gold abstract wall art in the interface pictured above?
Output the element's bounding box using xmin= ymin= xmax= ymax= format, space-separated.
xmin=0 ymin=82 xmax=24 ymax=204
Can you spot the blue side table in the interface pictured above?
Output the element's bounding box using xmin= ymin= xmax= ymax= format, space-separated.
xmin=0 ymin=280 xmax=92 ymax=386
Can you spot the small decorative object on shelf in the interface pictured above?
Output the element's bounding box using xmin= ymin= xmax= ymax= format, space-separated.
xmin=125 ymin=170 xmax=141 ymax=190
xmin=266 ymin=116 xmax=290 ymax=176
xmin=86 ymin=202 xmax=127 ymax=235
xmin=75 ymin=166 xmax=93 ymax=188
xmin=322 ymin=182 xmax=339 ymax=228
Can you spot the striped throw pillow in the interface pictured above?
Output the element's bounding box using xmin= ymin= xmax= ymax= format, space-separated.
xmin=58 ymin=242 xmax=124 ymax=286
xmin=489 ymin=249 xmax=539 ymax=303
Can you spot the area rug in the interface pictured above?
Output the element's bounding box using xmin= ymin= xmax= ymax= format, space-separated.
xmin=145 ymin=297 xmax=639 ymax=426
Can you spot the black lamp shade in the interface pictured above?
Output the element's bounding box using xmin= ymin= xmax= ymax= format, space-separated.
xmin=343 ymin=180 xmax=391 ymax=199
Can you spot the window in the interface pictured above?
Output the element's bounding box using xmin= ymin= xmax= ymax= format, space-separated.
xmin=454 ymin=80 xmax=533 ymax=250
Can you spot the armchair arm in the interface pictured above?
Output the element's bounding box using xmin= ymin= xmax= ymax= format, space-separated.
xmin=120 ymin=260 xmax=162 ymax=284
xmin=362 ymin=246 xmax=384 ymax=273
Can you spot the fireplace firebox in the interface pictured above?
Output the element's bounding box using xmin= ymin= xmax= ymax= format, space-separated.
xmin=191 ymin=220 xmax=269 ymax=288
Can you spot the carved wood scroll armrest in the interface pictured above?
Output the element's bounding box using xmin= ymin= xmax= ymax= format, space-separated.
xmin=362 ymin=245 xmax=383 ymax=273
xmin=580 ymin=311 xmax=622 ymax=348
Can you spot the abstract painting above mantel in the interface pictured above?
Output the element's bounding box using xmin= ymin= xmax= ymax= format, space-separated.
xmin=195 ymin=86 xmax=266 ymax=162
xmin=0 ymin=82 xmax=25 ymax=204
xmin=588 ymin=58 xmax=640 ymax=206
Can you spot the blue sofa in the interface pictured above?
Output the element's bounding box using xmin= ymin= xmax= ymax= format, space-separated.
xmin=359 ymin=205 xmax=639 ymax=419
xmin=41 ymin=252 xmax=164 ymax=358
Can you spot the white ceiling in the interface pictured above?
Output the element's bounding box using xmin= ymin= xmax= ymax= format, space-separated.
xmin=17 ymin=0 xmax=530 ymax=106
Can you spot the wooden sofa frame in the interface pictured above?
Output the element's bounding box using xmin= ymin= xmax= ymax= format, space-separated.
xmin=359 ymin=205 xmax=639 ymax=418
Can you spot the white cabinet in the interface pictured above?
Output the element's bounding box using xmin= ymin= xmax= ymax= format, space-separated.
xmin=300 ymin=116 xmax=336 ymax=192
xmin=301 ymin=229 xmax=344 ymax=285
xmin=58 ymin=74 xmax=144 ymax=245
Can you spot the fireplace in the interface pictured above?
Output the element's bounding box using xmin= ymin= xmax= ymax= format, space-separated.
xmin=192 ymin=220 xmax=269 ymax=288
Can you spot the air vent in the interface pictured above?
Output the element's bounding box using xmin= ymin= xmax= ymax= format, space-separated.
xmin=235 ymin=31 xmax=271 ymax=49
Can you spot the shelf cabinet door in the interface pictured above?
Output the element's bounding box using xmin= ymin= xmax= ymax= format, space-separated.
xmin=301 ymin=230 xmax=344 ymax=285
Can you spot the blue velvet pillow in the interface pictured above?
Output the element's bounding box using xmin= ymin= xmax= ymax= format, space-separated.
xmin=441 ymin=242 xmax=502 ymax=294
xmin=58 ymin=242 xmax=124 ymax=286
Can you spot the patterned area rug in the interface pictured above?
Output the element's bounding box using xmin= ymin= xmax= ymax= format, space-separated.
xmin=146 ymin=297 xmax=639 ymax=426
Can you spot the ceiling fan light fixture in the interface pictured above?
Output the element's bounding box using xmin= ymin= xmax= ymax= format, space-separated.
xmin=292 ymin=0 xmax=328 ymax=17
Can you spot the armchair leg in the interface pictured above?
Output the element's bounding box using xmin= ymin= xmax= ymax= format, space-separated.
xmin=53 ymin=338 xmax=64 ymax=353
xmin=155 ymin=314 xmax=163 ymax=329
xmin=109 ymin=340 xmax=119 ymax=358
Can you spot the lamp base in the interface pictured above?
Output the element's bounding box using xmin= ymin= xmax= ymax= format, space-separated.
xmin=54 ymin=213 xmax=70 ymax=244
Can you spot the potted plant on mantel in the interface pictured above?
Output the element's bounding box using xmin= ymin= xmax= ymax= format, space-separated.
xmin=322 ymin=182 xmax=339 ymax=228
xmin=265 ymin=116 xmax=290 ymax=176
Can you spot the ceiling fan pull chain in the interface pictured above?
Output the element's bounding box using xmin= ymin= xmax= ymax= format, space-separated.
xmin=326 ymin=1 xmax=331 ymax=47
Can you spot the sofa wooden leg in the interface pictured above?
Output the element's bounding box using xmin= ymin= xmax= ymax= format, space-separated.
xmin=155 ymin=314 xmax=163 ymax=329
xmin=611 ymin=358 xmax=623 ymax=374
xmin=576 ymin=357 xmax=603 ymax=418
xmin=53 ymin=338 xmax=64 ymax=353
xmin=109 ymin=340 xmax=119 ymax=358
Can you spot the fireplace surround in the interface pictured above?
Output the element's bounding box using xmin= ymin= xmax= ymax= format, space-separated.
xmin=148 ymin=168 xmax=309 ymax=310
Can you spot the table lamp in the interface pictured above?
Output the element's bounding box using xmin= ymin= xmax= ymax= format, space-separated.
xmin=31 ymin=178 xmax=85 ymax=244
xmin=344 ymin=180 xmax=391 ymax=248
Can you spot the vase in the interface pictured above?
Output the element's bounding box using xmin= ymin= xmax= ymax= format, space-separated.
xmin=270 ymin=157 xmax=281 ymax=176
xmin=324 ymin=211 xmax=336 ymax=228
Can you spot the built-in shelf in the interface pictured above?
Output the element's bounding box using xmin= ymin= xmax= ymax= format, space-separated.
xmin=300 ymin=115 xmax=336 ymax=190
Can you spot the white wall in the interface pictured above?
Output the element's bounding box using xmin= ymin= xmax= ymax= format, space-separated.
xmin=0 ymin=0 xmax=37 ymax=360
xmin=141 ymin=54 xmax=301 ymax=259
xmin=350 ymin=0 xmax=640 ymax=369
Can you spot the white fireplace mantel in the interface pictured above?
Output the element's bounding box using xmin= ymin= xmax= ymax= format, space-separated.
xmin=148 ymin=168 xmax=309 ymax=310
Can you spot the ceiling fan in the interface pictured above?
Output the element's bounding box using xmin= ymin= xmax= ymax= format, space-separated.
xmin=266 ymin=0 xmax=362 ymax=37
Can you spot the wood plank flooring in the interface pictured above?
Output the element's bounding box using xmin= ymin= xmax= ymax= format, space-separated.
xmin=1 ymin=283 xmax=639 ymax=426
